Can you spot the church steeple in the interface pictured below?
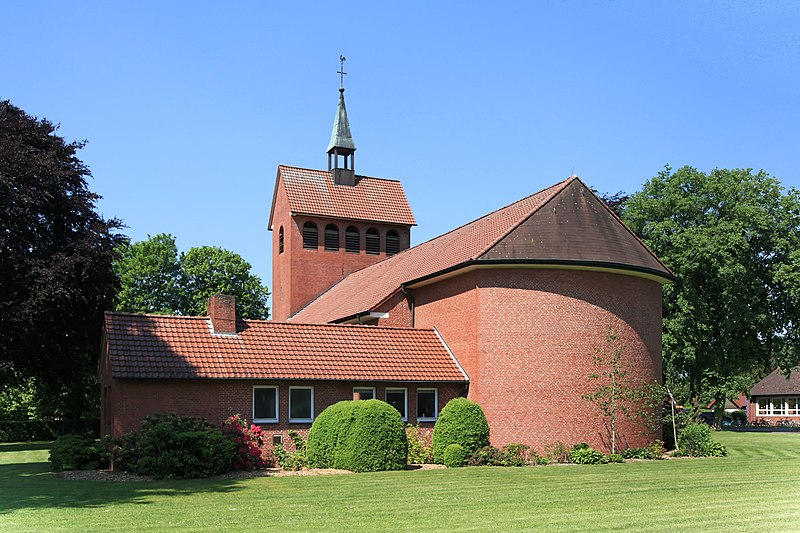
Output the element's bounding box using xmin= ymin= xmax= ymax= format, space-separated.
xmin=327 ymin=55 xmax=356 ymax=186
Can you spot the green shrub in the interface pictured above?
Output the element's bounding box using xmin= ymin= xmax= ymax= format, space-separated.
xmin=646 ymin=440 xmax=666 ymax=459
xmin=443 ymin=443 xmax=466 ymax=467
xmin=432 ymin=398 xmax=490 ymax=463
xmin=275 ymin=430 xmax=308 ymax=471
xmin=466 ymin=445 xmax=501 ymax=466
xmin=406 ymin=424 xmax=434 ymax=464
xmin=570 ymin=445 xmax=609 ymax=464
xmin=497 ymin=443 xmax=530 ymax=466
xmin=609 ymin=453 xmax=624 ymax=463
xmin=49 ymin=434 xmax=105 ymax=471
xmin=307 ymin=400 xmax=407 ymax=473
xmin=622 ymin=447 xmax=649 ymax=459
xmin=678 ymin=422 xmax=728 ymax=457
xmin=108 ymin=432 xmax=139 ymax=471
xmin=132 ymin=413 xmax=234 ymax=479
xmin=544 ymin=441 xmax=571 ymax=464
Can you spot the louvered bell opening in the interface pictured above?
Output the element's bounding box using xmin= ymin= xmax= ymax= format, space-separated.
xmin=386 ymin=231 xmax=400 ymax=256
xmin=365 ymin=229 xmax=380 ymax=255
xmin=302 ymin=222 xmax=318 ymax=249
xmin=278 ymin=226 xmax=284 ymax=254
xmin=345 ymin=226 xmax=360 ymax=253
xmin=324 ymin=224 xmax=339 ymax=251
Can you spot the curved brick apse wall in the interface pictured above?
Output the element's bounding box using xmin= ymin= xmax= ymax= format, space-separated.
xmin=415 ymin=267 xmax=663 ymax=452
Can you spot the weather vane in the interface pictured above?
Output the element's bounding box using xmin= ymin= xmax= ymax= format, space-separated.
xmin=338 ymin=55 xmax=347 ymax=87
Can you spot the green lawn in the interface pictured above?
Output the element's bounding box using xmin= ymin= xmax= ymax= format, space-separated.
xmin=2 ymin=432 xmax=799 ymax=532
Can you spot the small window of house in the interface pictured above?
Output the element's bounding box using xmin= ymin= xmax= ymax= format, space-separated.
xmin=758 ymin=397 xmax=769 ymax=415
xmin=417 ymin=388 xmax=438 ymax=421
xmin=302 ymin=222 xmax=318 ymax=249
xmin=253 ymin=386 xmax=278 ymax=423
xmin=289 ymin=386 xmax=314 ymax=422
xmin=365 ymin=228 xmax=380 ymax=255
xmin=773 ymin=398 xmax=786 ymax=415
xmin=353 ymin=387 xmax=375 ymax=400
xmin=787 ymin=398 xmax=799 ymax=415
xmin=324 ymin=224 xmax=339 ymax=251
xmin=345 ymin=226 xmax=360 ymax=253
xmin=278 ymin=226 xmax=284 ymax=254
xmin=386 ymin=230 xmax=400 ymax=256
xmin=386 ymin=388 xmax=407 ymax=420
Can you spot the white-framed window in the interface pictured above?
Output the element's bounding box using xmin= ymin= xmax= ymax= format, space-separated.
xmin=353 ymin=387 xmax=375 ymax=400
xmin=758 ymin=397 xmax=800 ymax=416
xmin=386 ymin=388 xmax=408 ymax=421
xmin=253 ymin=386 xmax=278 ymax=423
xmin=417 ymin=388 xmax=438 ymax=421
xmin=289 ymin=386 xmax=314 ymax=422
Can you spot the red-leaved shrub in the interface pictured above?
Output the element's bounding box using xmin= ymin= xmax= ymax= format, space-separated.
xmin=222 ymin=414 xmax=272 ymax=470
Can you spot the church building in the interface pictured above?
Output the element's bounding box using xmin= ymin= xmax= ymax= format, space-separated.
xmin=99 ymin=74 xmax=673 ymax=452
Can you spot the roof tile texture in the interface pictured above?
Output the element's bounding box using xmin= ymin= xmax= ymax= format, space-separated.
xmin=279 ymin=166 xmax=416 ymax=226
xmin=750 ymin=368 xmax=800 ymax=395
xmin=104 ymin=313 xmax=465 ymax=382
xmin=292 ymin=177 xmax=673 ymax=324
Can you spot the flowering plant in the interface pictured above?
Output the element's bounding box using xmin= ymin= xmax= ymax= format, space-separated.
xmin=222 ymin=414 xmax=272 ymax=470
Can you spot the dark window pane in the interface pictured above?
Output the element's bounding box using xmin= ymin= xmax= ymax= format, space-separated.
xmin=290 ymin=388 xmax=313 ymax=420
xmin=366 ymin=229 xmax=380 ymax=255
xmin=417 ymin=389 xmax=437 ymax=419
xmin=386 ymin=389 xmax=406 ymax=418
xmin=324 ymin=224 xmax=339 ymax=251
xmin=302 ymin=222 xmax=318 ymax=249
xmin=254 ymin=388 xmax=277 ymax=420
xmin=354 ymin=387 xmax=374 ymax=400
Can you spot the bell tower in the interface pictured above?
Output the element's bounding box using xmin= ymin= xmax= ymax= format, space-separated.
xmin=269 ymin=57 xmax=415 ymax=322
xmin=327 ymin=55 xmax=356 ymax=186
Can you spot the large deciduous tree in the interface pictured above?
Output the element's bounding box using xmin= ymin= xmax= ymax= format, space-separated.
xmin=624 ymin=166 xmax=800 ymax=418
xmin=0 ymin=100 xmax=125 ymax=419
xmin=115 ymin=235 xmax=270 ymax=319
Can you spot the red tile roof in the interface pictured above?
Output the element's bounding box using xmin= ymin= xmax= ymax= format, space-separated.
xmin=292 ymin=176 xmax=673 ymax=324
xmin=104 ymin=313 xmax=466 ymax=382
xmin=268 ymin=166 xmax=416 ymax=228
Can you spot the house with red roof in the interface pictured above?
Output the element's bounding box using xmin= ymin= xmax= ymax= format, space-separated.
xmin=100 ymin=80 xmax=674 ymax=452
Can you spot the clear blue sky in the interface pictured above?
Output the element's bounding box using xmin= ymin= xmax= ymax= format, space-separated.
xmin=3 ymin=1 xmax=799 ymax=298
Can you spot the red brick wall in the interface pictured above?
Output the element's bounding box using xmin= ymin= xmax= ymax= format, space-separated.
xmin=270 ymin=175 xmax=412 ymax=321
xmin=104 ymin=378 xmax=463 ymax=442
xmin=415 ymin=267 xmax=663 ymax=453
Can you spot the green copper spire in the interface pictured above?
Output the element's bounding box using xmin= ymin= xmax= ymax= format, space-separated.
xmin=327 ymin=56 xmax=356 ymax=185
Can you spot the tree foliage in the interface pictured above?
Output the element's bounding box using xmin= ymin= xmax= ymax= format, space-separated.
xmin=624 ymin=166 xmax=800 ymax=412
xmin=0 ymin=100 xmax=125 ymax=419
xmin=115 ymin=234 xmax=270 ymax=319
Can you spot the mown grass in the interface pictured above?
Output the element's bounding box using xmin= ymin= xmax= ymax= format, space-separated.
xmin=1 ymin=431 xmax=799 ymax=532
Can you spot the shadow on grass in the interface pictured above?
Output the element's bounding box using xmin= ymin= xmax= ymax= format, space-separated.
xmin=0 ymin=456 xmax=249 ymax=514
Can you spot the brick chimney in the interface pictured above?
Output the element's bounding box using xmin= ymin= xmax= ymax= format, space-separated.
xmin=208 ymin=294 xmax=237 ymax=335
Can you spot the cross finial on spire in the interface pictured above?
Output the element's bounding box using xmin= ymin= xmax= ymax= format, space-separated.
xmin=338 ymin=55 xmax=347 ymax=89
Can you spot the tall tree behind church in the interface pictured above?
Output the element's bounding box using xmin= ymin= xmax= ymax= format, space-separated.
xmin=623 ymin=165 xmax=800 ymax=419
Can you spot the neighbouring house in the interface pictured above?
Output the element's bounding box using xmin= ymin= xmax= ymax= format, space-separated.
xmin=99 ymin=80 xmax=674 ymax=452
xmin=748 ymin=368 xmax=800 ymax=425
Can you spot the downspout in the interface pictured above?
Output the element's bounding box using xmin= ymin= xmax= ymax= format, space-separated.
xmin=401 ymin=285 xmax=415 ymax=327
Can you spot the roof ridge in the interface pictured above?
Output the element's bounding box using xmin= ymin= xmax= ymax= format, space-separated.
xmin=105 ymin=311 xmax=207 ymax=319
xmin=277 ymin=164 xmax=403 ymax=183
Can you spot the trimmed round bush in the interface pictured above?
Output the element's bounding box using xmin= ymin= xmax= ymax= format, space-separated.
xmin=49 ymin=434 xmax=104 ymax=471
xmin=443 ymin=443 xmax=466 ymax=467
xmin=132 ymin=413 xmax=234 ymax=479
xmin=307 ymin=400 xmax=408 ymax=473
xmin=432 ymin=398 xmax=489 ymax=463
